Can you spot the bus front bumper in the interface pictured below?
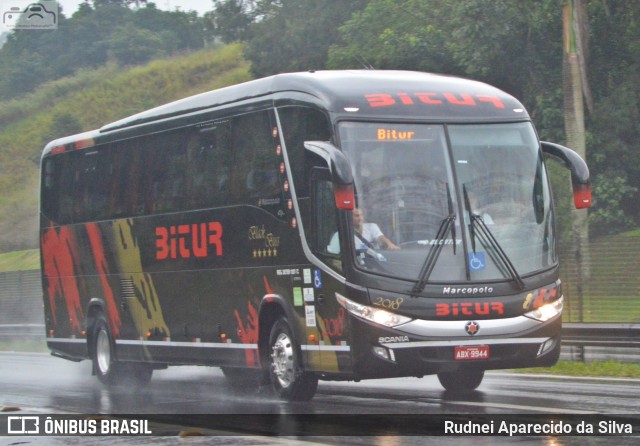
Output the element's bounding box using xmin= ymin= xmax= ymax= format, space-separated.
xmin=350 ymin=314 xmax=561 ymax=379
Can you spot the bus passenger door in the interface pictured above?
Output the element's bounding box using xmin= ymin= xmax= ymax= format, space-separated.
xmin=310 ymin=167 xmax=344 ymax=273
xmin=307 ymin=168 xmax=351 ymax=373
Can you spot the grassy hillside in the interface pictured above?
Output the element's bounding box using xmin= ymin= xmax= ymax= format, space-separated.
xmin=0 ymin=43 xmax=251 ymax=252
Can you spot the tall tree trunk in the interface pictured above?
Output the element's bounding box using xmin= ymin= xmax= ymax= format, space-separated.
xmin=563 ymin=0 xmax=590 ymax=321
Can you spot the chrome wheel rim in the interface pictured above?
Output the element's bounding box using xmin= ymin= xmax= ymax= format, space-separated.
xmin=96 ymin=328 xmax=111 ymax=375
xmin=271 ymin=332 xmax=295 ymax=388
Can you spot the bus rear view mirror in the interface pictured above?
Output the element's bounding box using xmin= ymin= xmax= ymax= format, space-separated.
xmin=333 ymin=183 xmax=355 ymax=210
xmin=304 ymin=141 xmax=355 ymax=210
xmin=304 ymin=141 xmax=354 ymax=185
xmin=540 ymin=141 xmax=592 ymax=209
xmin=571 ymin=182 xmax=592 ymax=209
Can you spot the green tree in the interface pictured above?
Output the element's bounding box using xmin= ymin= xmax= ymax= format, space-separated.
xmin=135 ymin=4 xmax=204 ymax=52
xmin=244 ymin=0 xmax=369 ymax=77
xmin=108 ymin=23 xmax=166 ymax=65
xmin=586 ymin=1 xmax=640 ymax=234
xmin=206 ymin=0 xmax=254 ymax=43
xmin=92 ymin=0 xmax=147 ymax=7
xmin=328 ymin=0 xmax=457 ymax=73
xmin=589 ymin=174 xmax=637 ymax=235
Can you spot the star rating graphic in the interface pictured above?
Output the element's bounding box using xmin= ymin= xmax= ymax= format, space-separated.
xmin=253 ymin=248 xmax=278 ymax=258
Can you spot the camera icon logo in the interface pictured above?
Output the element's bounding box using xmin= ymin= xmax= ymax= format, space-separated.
xmin=2 ymin=1 xmax=58 ymax=29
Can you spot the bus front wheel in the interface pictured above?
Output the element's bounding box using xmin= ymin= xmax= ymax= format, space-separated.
xmin=268 ymin=317 xmax=318 ymax=401
xmin=437 ymin=369 xmax=484 ymax=392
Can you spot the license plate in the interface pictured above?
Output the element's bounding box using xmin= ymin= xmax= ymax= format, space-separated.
xmin=454 ymin=345 xmax=490 ymax=360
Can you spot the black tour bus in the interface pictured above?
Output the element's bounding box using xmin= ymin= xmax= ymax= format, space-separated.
xmin=40 ymin=70 xmax=591 ymax=400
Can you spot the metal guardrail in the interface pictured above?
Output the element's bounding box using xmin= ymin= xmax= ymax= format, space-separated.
xmin=562 ymin=323 xmax=640 ymax=348
xmin=0 ymin=324 xmax=45 ymax=341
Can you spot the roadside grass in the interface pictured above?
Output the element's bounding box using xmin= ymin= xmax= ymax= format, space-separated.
xmin=620 ymin=228 xmax=640 ymax=238
xmin=514 ymin=360 xmax=640 ymax=379
xmin=0 ymin=341 xmax=47 ymax=352
xmin=0 ymin=249 xmax=39 ymax=272
xmin=563 ymin=295 xmax=640 ymax=323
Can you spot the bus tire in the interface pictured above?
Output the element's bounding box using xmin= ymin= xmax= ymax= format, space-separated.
xmin=91 ymin=315 xmax=122 ymax=386
xmin=268 ymin=317 xmax=318 ymax=401
xmin=91 ymin=316 xmax=153 ymax=386
xmin=437 ymin=369 xmax=484 ymax=392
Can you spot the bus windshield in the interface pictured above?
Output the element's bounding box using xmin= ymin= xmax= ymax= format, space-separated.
xmin=338 ymin=121 xmax=555 ymax=284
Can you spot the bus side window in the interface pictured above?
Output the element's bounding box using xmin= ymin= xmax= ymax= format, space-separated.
xmin=85 ymin=150 xmax=111 ymax=221
xmin=42 ymin=157 xmax=58 ymax=221
xmin=71 ymin=150 xmax=102 ymax=222
xmin=42 ymin=150 xmax=83 ymax=223
xmin=229 ymin=111 xmax=284 ymax=216
xmin=187 ymin=123 xmax=232 ymax=210
xmin=278 ymin=106 xmax=332 ymax=233
xmin=56 ymin=156 xmax=75 ymax=223
xmin=278 ymin=106 xmax=332 ymax=200
xmin=143 ymin=132 xmax=189 ymax=215
xmin=109 ymin=143 xmax=140 ymax=218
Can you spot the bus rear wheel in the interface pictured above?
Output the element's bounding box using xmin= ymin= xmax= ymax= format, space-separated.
xmin=268 ymin=317 xmax=318 ymax=401
xmin=92 ymin=316 xmax=121 ymax=385
xmin=91 ymin=316 xmax=152 ymax=386
xmin=437 ymin=369 xmax=484 ymax=393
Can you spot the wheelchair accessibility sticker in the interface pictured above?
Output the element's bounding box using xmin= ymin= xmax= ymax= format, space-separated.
xmin=468 ymin=252 xmax=486 ymax=271
xmin=313 ymin=269 xmax=322 ymax=289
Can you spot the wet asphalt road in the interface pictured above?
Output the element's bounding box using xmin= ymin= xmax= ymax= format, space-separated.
xmin=1 ymin=352 xmax=639 ymax=445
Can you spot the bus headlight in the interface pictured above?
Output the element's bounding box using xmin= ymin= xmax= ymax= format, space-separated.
xmin=336 ymin=293 xmax=412 ymax=328
xmin=524 ymin=296 xmax=563 ymax=322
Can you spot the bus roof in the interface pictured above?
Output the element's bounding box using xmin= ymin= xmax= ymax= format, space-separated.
xmin=43 ymin=70 xmax=529 ymax=156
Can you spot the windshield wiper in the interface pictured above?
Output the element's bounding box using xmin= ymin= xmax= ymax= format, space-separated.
xmin=463 ymin=185 xmax=525 ymax=290
xmin=447 ymin=187 xmax=457 ymax=255
xmin=411 ymin=187 xmax=456 ymax=296
xmin=462 ymin=185 xmax=475 ymax=254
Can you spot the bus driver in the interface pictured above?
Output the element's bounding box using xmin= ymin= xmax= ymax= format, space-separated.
xmin=328 ymin=208 xmax=399 ymax=254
